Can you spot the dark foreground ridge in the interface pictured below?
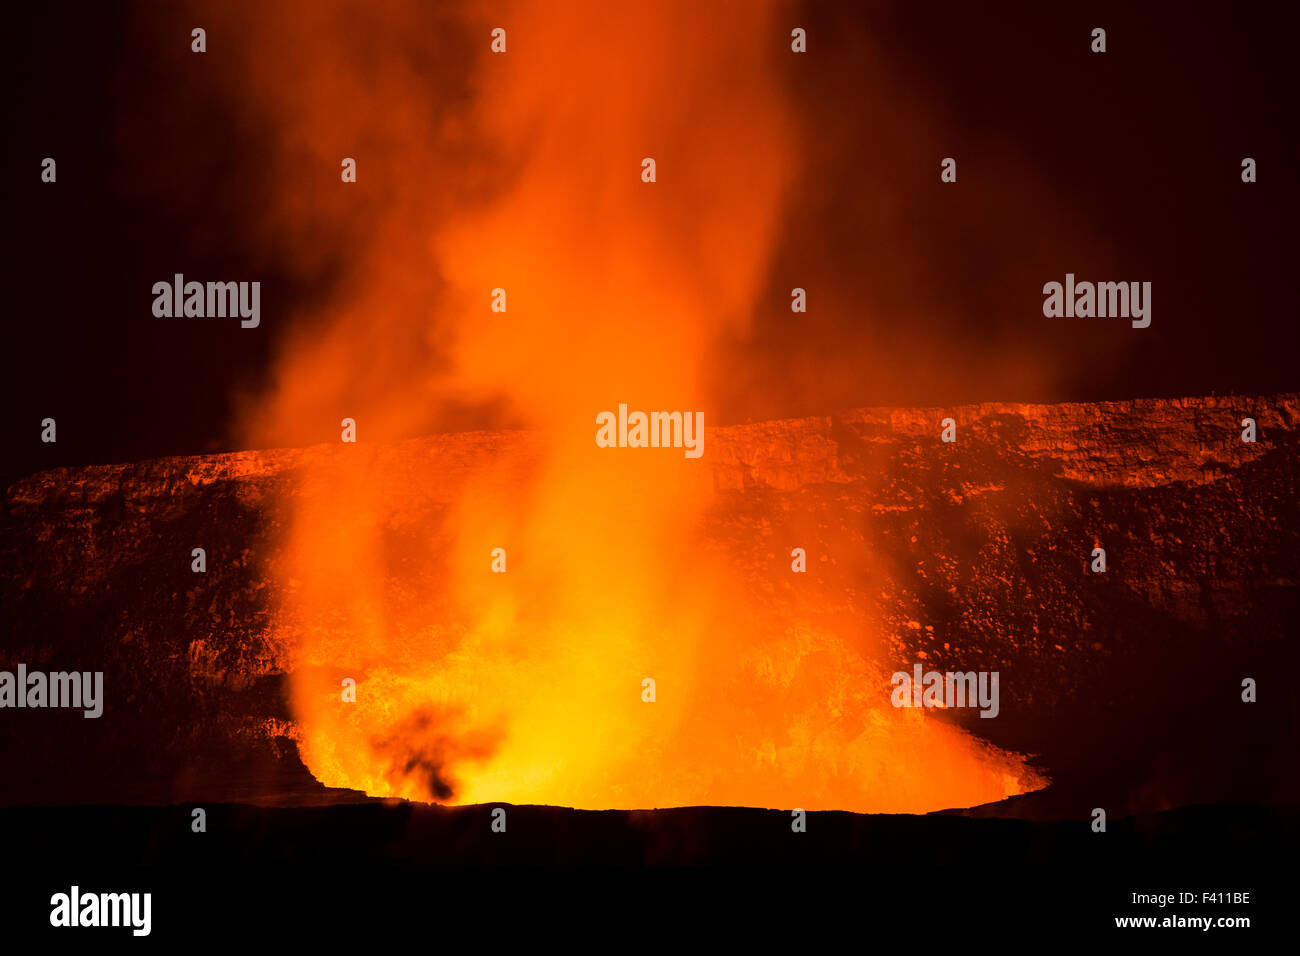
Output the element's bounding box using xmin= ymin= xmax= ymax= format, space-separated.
xmin=0 ymin=801 xmax=1291 ymax=939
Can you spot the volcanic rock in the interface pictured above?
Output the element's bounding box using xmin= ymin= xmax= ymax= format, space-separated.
xmin=2 ymin=393 xmax=1297 ymax=814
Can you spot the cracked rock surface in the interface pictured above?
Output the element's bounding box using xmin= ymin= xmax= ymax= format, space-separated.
xmin=3 ymin=393 xmax=1297 ymax=814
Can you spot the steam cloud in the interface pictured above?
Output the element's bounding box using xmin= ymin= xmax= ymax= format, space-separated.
xmin=206 ymin=0 xmax=1043 ymax=810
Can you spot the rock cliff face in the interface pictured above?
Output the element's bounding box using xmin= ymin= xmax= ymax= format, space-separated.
xmin=3 ymin=394 xmax=1297 ymax=814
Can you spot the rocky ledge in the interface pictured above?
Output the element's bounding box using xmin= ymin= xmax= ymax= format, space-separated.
xmin=2 ymin=393 xmax=1297 ymax=814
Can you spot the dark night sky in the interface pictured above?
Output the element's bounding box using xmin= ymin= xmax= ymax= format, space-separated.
xmin=3 ymin=0 xmax=1297 ymax=485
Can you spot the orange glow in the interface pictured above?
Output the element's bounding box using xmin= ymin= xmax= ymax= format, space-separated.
xmin=231 ymin=0 xmax=1045 ymax=811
